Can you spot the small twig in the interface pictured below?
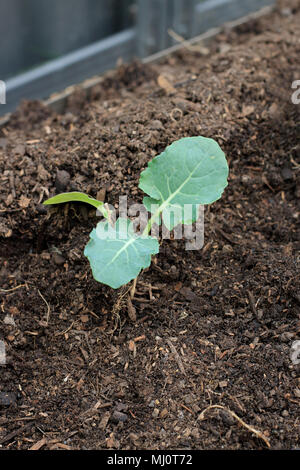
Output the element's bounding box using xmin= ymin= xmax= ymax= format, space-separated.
xmin=168 ymin=28 xmax=209 ymax=55
xmin=130 ymin=277 xmax=137 ymax=299
xmin=126 ymin=278 xmax=138 ymax=322
xmin=127 ymin=295 xmax=137 ymax=322
xmin=37 ymin=289 xmax=50 ymax=325
xmin=139 ymin=282 xmax=161 ymax=290
xmin=290 ymin=155 xmax=300 ymax=170
xmin=0 ymin=208 xmax=23 ymax=213
xmin=0 ymin=416 xmax=37 ymax=425
xmin=134 ymin=335 xmax=146 ymax=342
xmin=0 ymin=284 xmax=27 ymax=293
xmin=215 ymin=227 xmax=239 ymax=245
xmin=54 ymin=321 xmax=75 ymax=337
xmin=247 ymin=290 xmax=258 ymax=316
xmin=9 ymin=171 xmax=16 ymax=198
xmin=148 ymin=284 xmax=154 ymax=301
xmin=166 ymin=339 xmax=186 ymax=375
xmin=179 ymin=403 xmax=194 ymax=415
xmin=198 ymin=405 xmax=271 ymax=448
xmin=29 ymin=437 xmax=47 ymax=451
xmin=0 ymin=422 xmax=35 ymax=445
xmin=262 ymin=174 xmax=274 ymax=192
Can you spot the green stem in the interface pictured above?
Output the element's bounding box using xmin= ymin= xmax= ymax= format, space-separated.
xmin=142 ymin=203 xmax=165 ymax=237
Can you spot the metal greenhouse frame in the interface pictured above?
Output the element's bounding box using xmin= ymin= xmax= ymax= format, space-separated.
xmin=0 ymin=0 xmax=275 ymax=115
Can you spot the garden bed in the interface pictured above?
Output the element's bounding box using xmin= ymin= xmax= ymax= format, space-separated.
xmin=0 ymin=0 xmax=299 ymax=450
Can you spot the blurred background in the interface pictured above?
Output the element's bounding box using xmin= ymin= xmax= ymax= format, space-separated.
xmin=0 ymin=0 xmax=135 ymax=80
xmin=0 ymin=0 xmax=275 ymax=114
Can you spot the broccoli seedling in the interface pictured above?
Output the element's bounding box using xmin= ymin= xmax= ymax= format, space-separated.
xmin=44 ymin=136 xmax=229 ymax=289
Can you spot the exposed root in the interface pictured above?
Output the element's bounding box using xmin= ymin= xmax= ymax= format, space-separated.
xmin=37 ymin=289 xmax=50 ymax=326
xmin=111 ymin=285 xmax=131 ymax=333
xmin=0 ymin=284 xmax=27 ymax=293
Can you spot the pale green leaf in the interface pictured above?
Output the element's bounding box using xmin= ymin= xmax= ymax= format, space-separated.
xmin=84 ymin=218 xmax=159 ymax=289
xmin=139 ymin=136 xmax=228 ymax=230
xmin=43 ymin=191 xmax=108 ymax=218
xmin=143 ymin=196 xmax=199 ymax=229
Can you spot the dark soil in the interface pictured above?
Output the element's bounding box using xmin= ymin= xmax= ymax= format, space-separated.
xmin=0 ymin=0 xmax=299 ymax=450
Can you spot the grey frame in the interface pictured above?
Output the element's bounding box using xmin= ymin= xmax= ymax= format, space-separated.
xmin=4 ymin=29 xmax=136 ymax=114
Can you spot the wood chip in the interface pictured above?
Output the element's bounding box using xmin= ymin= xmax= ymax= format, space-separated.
xmin=157 ymin=74 xmax=176 ymax=95
xmin=18 ymin=195 xmax=31 ymax=209
xmin=127 ymin=295 xmax=136 ymax=322
xmin=96 ymin=188 xmax=106 ymax=202
xmin=128 ymin=340 xmax=135 ymax=352
xmin=29 ymin=437 xmax=47 ymax=451
xmin=99 ymin=411 xmax=111 ymax=430
xmin=128 ymin=340 xmax=137 ymax=357
xmin=0 ymin=422 xmax=34 ymax=445
xmin=166 ymin=339 xmax=186 ymax=375
xmin=134 ymin=335 xmax=146 ymax=342
xmin=242 ymin=105 xmax=255 ymax=117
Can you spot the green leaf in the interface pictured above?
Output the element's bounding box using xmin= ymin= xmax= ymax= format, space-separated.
xmin=139 ymin=136 xmax=228 ymax=230
xmin=84 ymin=218 xmax=159 ymax=289
xmin=142 ymin=197 xmax=161 ymax=225
xmin=43 ymin=192 xmax=108 ymax=218
xmin=143 ymin=196 xmax=199 ymax=228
